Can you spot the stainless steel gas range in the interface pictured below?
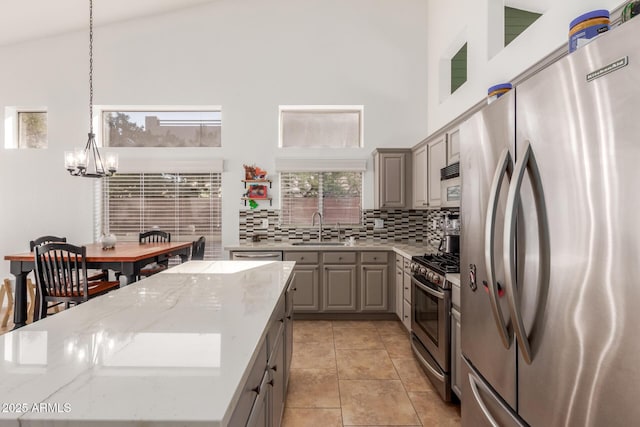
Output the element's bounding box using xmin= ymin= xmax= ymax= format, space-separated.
xmin=410 ymin=253 xmax=459 ymax=402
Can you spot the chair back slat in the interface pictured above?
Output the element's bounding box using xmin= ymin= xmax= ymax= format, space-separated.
xmin=30 ymin=235 xmax=67 ymax=252
xmin=34 ymin=243 xmax=88 ymax=299
xmin=139 ymin=230 xmax=171 ymax=244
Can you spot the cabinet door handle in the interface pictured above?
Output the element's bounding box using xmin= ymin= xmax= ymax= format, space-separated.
xmin=300 ymin=257 xmax=304 ymax=260
xmin=338 ymin=257 xmax=342 ymax=260
xmin=270 ymin=364 xmax=278 ymax=372
xmin=286 ymin=315 xmax=292 ymax=320
xmin=292 ymin=287 xmax=297 ymax=291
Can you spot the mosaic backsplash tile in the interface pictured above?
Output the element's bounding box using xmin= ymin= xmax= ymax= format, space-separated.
xmin=239 ymin=209 xmax=456 ymax=247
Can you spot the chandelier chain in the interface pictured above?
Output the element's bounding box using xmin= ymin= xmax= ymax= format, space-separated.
xmin=89 ymin=0 xmax=93 ymax=134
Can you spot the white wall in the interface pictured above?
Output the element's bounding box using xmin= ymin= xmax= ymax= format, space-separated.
xmin=0 ymin=0 xmax=429 ymax=280
xmin=426 ymin=0 xmax=624 ymax=134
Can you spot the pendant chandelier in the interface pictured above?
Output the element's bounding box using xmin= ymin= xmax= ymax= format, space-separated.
xmin=65 ymin=0 xmax=117 ymax=178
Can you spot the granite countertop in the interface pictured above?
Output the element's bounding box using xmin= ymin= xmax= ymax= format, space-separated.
xmin=0 ymin=261 xmax=295 ymax=427
xmin=225 ymin=241 xmax=438 ymax=259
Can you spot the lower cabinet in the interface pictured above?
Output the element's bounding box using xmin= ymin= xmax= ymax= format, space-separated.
xmin=323 ymin=265 xmax=357 ymax=311
xmin=403 ymin=299 xmax=411 ymax=331
xmin=290 ymin=266 xmax=319 ymax=311
xmin=395 ymin=266 xmax=403 ymax=319
xmin=451 ymin=306 xmax=462 ymax=399
xmin=228 ymin=281 xmax=292 ymax=427
xmin=360 ymin=264 xmax=388 ymax=311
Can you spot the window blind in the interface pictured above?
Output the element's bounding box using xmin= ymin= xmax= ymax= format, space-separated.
xmin=100 ymin=173 xmax=222 ymax=260
xmin=280 ymin=172 xmax=362 ymax=226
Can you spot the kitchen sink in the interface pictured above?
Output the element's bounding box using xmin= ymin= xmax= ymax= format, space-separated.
xmin=291 ymin=242 xmax=347 ymax=246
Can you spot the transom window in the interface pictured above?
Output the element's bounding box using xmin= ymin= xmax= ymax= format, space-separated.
xmin=280 ymin=171 xmax=363 ymax=226
xmin=279 ymin=106 xmax=363 ymax=148
xmin=99 ymin=172 xmax=223 ymax=260
xmin=3 ymin=108 xmax=47 ymax=149
xmin=102 ymin=110 xmax=221 ymax=148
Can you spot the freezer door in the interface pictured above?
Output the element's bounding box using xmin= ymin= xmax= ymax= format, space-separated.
xmin=460 ymin=91 xmax=516 ymax=409
xmin=514 ymin=17 xmax=640 ymax=426
xmin=462 ymin=357 xmax=525 ymax=427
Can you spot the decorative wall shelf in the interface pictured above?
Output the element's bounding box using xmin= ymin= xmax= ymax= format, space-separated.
xmin=241 ymin=197 xmax=273 ymax=206
xmin=242 ymin=180 xmax=272 ymax=188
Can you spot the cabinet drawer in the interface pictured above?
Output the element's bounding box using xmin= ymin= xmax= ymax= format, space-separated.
xmin=267 ymin=297 xmax=286 ymax=359
xmin=323 ymin=252 xmax=356 ymax=264
xmin=361 ymin=252 xmax=388 ymax=264
xmin=395 ymin=254 xmax=403 ymax=269
xmin=227 ymin=342 xmax=268 ymax=427
xmin=403 ymin=258 xmax=411 ymax=270
xmin=403 ymin=272 xmax=412 ymax=303
xmin=284 ymin=251 xmax=319 ymax=264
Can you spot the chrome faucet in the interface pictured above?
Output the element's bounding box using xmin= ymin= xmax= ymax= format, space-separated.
xmin=311 ymin=211 xmax=323 ymax=242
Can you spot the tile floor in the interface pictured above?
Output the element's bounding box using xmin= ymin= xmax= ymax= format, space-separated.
xmin=284 ymin=320 xmax=461 ymax=427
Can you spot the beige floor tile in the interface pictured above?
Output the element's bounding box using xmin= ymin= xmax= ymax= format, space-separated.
xmin=333 ymin=326 xmax=384 ymax=350
xmin=285 ymin=369 xmax=341 ymax=408
xmin=293 ymin=320 xmax=334 ymax=343
xmin=408 ymin=391 xmax=461 ymax=426
xmin=339 ymin=379 xmax=420 ymax=426
xmin=336 ymin=349 xmax=398 ymax=380
xmin=332 ymin=320 xmax=378 ymax=329
xmin=380 ymin=333 xmax=414 ymax=359
xmin=392 ymin=357 xmax=432 ymax=392
xmin=374 ymin=320 xmax=408 ymax=336
xmin=291 ymin=341 xmax=336 ymax=370
xmin=281 ymin=408 xmax=343 ymax=427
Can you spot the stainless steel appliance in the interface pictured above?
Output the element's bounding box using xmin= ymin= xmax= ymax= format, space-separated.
xmin=460 ymin=17 xmax=640 ymax=427
xmin=231 ymin=251 xmax=283 ymax=261
xmin=440 ymin=162 xmax=461 ymax=208
xmin=410 ymin=253 xmax=459 ymax=401
xmin=438 ymin=213 xmax=460 ymax=254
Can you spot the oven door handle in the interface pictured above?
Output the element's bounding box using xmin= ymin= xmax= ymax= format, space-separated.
xmin=412 ymin=277 xmax=445 ymax=300
xmin=411 ymin=339 xmax=445 ymax=382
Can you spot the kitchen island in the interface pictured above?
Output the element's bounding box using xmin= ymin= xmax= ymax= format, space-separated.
xmin=0 ymin=260 xmax=295 ymax=427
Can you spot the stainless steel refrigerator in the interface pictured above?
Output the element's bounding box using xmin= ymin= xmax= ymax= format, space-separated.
xmin=460 ymin=16 xmax=640 ymax=427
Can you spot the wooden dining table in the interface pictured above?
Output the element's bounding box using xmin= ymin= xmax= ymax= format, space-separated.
xmin=4 ymin=241 xmax=192 ymax=329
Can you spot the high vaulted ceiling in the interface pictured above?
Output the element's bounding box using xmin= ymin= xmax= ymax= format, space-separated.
xmin=0 ymin=0 xmax=214 ymax=47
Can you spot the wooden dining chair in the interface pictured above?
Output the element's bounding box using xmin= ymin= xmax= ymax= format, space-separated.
xmin=191 ymin=236 xmax=206 ymax=260
xmin=31 ymin=235 xmax=107 ymax=281
xmin=33 ymin=243 xmax=120 ymax=321
xmin=138 ymin=230 xmax=171 ymax=278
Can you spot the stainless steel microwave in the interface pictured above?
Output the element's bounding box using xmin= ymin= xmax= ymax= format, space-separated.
xmin=440 ymin=163 xmax=460 ymax=208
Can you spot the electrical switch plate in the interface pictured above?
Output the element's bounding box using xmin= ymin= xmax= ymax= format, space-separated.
xmin=261 ymin=219 xmax=268 ymax=228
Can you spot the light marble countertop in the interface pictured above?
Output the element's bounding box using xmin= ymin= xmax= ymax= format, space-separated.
xmin=225 ymin=241 xmax=438 ymax=259
xmin=446 ymin=273 xmax=461 ymax=287
xmin=0 ymin=260 xmax=295 ymax=427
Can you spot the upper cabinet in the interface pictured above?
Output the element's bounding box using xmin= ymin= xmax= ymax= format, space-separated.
xmin=427 ymin=136 xmax=447 ymax=208
xmin=413 ymin=136 xmax=447 ymax=209
xmin=447 ymin=128 xmax=460 ymax=164
xmin=373 ymin=149 xmax=412 ymax=209
xmin=412 ymin=143 xmax=428 ymax=208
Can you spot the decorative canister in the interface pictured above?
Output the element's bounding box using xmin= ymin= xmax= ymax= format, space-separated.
xmin=101 ymin=233 xmax=117 ymax=249
xmin=568 ymin=10 xmax=610 ymax=53
xmin=487 ymin=83 xmax=512 ymax=104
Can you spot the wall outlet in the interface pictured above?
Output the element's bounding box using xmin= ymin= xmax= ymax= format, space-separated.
xmin=261 ymin=219 xmax=269 ymax=229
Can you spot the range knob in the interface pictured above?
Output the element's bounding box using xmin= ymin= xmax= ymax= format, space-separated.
xmin=432 ymin=275 xmax=441 ymax=285
xmin=419 ymin=267 xmax=428 ymax=276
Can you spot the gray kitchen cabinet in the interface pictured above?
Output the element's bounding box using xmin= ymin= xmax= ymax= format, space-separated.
xmin=284 ymin=252 xmax=320 ymax=312
xmin=360 ymin=264 xmax=388 ymax=311
xmin=290 ymin=267 xmax=319 ymax=312
xmin=373 ymin=149 xmax=412 ymax=209
xmin=403 ymin=299 xmax=411 ymax=331
xmin=447 ymin=127 xmax=460 ymax=164
xmin=451 ymin=306 xmax=462 ymax=399
xmin=427 ymin=135 xmax=447 ymax=208
xmin=323 ymin=265 xmax=357 ymax=311
xmin=228 ymin=283 xmax=290 ymax=427
xmin=395 ymin=261 xmax=403 ymax=319
xmin=412 ymin=143 xmax=428 ymax=208
xmin=284 ymin=281 xmax=294 ymax=394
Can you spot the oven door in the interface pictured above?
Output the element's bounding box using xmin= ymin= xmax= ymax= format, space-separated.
xmin=411 ymin=276 xmax=451 ymax=371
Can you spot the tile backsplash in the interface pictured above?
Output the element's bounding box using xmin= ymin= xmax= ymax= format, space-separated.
xmin=239 ymin=209 xmax=453 ymax=246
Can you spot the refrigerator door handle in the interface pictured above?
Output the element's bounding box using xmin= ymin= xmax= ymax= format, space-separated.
xmin=503 ymin=140 xmax=550 ymax=365
xmin=484 ymin=147 xmax=513 ymax=349
xmin=468 ymin=372 xmax=501 ymax=427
